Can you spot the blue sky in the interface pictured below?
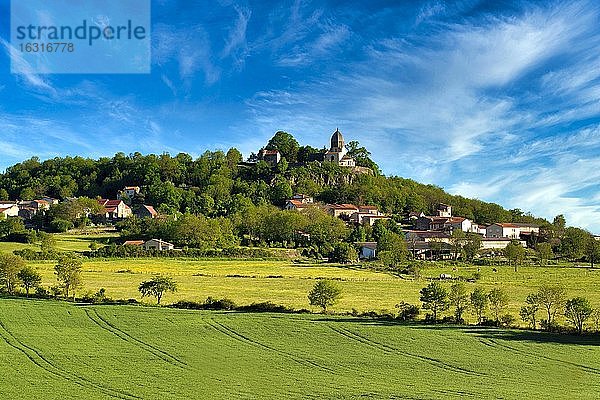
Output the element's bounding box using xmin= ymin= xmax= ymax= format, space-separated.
xmin=2 ymin=0 xmax=600 ymax=231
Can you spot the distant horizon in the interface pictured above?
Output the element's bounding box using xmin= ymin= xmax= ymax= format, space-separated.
xmin=2 ymin=0 xmax=600 ymax=231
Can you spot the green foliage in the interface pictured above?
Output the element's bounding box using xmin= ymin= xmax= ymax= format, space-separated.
xmin=54 ymin=255 xmax=84 ymax=299
xmin=536 ymin=284 xmax=566 ymax=326
xmin=565 ymin=297 xmax=593 ymax=334
xmin=463 ymin=233 xmax=482 ymax=261
xmin=0 ymin=254 xmax=26 ymax=294
xmin=395 ymin=301 xmax=420 ymax=321
xmin=520 ymin=293 xmax=540 ymax=329
xmin=329 ymin=243 xmax=358 ymax=264
xmin=470 ymin=288 xmax=488 ymax=324
xmin=419 ymin=281 xmax=449 ymax=321
xmin=449 ymin=283 xmax=469 ymax=323
xmin=503 ymin=241 xmax=525 ymax=272
xmin=0 ymin=218 xmax=26 ymax=238
xmin=49 ymin=219 xmax=74 ymax=233
xmin=266 ymin=131 xmax=300 ymax=163
xmin=138 ymin=275 xmax=177 ymax=305
xmin=535 ymin=242 xmax=553 ymax=266
xmin=559 ymin=227 xmax=588 ymax=260
xmin=308 ymin=280 xmax=342 ymax=312
xmin=488 ymin=288 xmax=509 ymax=322
xmin=377 ymin=231 xmax=408 ymax=268
xmin=17 ymin=266 xmax=41 ymax=297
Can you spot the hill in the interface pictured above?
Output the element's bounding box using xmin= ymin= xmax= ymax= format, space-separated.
xmin=0 ymin=131 xmax=548 ymax=227
xmin=1 ymin=299 xmax=599 ymax=399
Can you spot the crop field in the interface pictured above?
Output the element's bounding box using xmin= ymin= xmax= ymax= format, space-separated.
xmin=19 ymin=258 xmax=600 ymax=321
xmin=0 ymin=232 xmax=117 ymax=254
xmin=0 ymin=298 xmax=598 ymax=399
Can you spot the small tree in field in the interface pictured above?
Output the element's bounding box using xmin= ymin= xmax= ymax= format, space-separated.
xmin=419 ymin=282 xmax=449 ymax=322
xmin=565 ymin=297 xmax=593 ymax=334
xmin=17 ymin=266 xmax=42 ymax=297
xmin=55 ymin=255 xmax=83 ymax=300
xmin=449 ymin=283 xmax=469 ymax=323
xmin=470 ymin=288 xmax=488 ymax=324
xmin=488 ymin=288 xmax=509 ymax=323
xmin=520 ymin=293 xmax=540 ymax=330
xmin=504 ymin=241 xmax=525 ymax=272
xmin=537 ymin=284 xmax=566 ymax=326
xmin=138 ymin=276 xmax=177 ymax=305
xmin=0 ymin=254 xmax=25 ymax=294
xmin=308 ymin=280 xmax=342 ymax=312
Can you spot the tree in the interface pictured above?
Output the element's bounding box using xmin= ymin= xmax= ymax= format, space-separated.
xmin=449 ymin=229 xmax=466 ymax=260
xmin=463 ymin=233 xmax=482 ymax=261
xmin=585 ymin=235 xmax=600 ymax=268
xmin=0 ymin=254 xmax=25 ymax=294
xmin=395 ymin=301 xmax=420 ymax=321
xmin=591 ymin=308 xmax=600 ymax=332
xmin=520 ymin=293 xmax=540 ymax=330
xmin=308 ymin=280 xmax=342 ymax=312
xmin=565 ymin=297 xmax=593 ymax=334
xmin=377 ymin=232 xmax=408 ymax=268
xmin=345 ymin=140 xmax=380 ymax=173
xmin=39 ymin=232 xmax=57 ymax=254
xmin=266 ymin=131 xmax=300 ymax=163
xmin=138 ymin=275 xmax=177 ymax=305
xmin=329 ymin=243 xmax=358 ymax=264
xmin=419 ymin=282 xmax=449 ymax=322
xmin=17 ymin=266 xmax=41 ymax=297
xmin=470 ymin=288 xmax=488 ymax=324
xmin=54 ymin=255 xmax=83 ymax=300
xmin=535 ymin=242 xmax=553 ymax=266
xmin=559 ymin=227 xmax=588 ymax=260
xmin=504 ymin=241 xmax=525 ymax=272
xmin=537 ymin=284 xmax=566 ymax=326
xmin=449 ymin=283 xmax=470 ymax=323
xmin=488 ymin=288 xmax=509 ymax=322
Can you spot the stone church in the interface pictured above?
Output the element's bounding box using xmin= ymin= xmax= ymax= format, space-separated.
xmin=324 ymin=128 xmax=356 ymax=167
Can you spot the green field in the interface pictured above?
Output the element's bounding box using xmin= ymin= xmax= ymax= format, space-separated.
xmin=20 ymin=258 xmax=600 ymax=322
xmin=0 ymin=298 xmax=598 ymax=399
xmin=0 ymin=232 xmax=117 ymax=254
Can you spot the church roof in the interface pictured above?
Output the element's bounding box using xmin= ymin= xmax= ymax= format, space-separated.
xmin=330 ymin=128 xmax=344 ymax=149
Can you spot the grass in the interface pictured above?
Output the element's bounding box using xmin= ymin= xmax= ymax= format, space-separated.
xmin=0 ymin=298 xmax=598 ymax=399
xmin=0 ymin=232 xmax=117 ymax=254
xmin=19 ymin=258 xmax=600 ymax=325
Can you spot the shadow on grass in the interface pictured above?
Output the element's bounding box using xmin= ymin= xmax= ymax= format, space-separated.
xmin=313 ymin=316 xmax=600 ymax=345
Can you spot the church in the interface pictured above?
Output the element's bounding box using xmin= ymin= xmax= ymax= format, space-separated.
xmin=324 ymin=128 xmax=356 ymax=167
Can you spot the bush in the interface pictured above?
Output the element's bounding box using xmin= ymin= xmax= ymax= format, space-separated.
xmin=35 ymin=286 xmax=49 ymax=298
xmin=81 ymin=288 xmax=111 ymax=304
xmin=203 ymin=297 xmax=237 ymax=310
xmin=499 ymin=314 xmax=516 ymax=328
xmin=236 ymin=301 xmax=296 ymax=313
xmin=395 ymin=301 xmax=420 ymax=321
xmin=49 ymin=219 xmax=74 ymax=233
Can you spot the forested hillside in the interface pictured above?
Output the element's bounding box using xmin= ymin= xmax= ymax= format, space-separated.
xmin=0 ymin=132 xmax=547 ymax=227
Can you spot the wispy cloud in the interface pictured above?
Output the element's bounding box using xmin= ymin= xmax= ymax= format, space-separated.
xmin=0 ymin=38 xmax=56 ymax=95
xmin=221 ymin=5 xmax=252 ymax=65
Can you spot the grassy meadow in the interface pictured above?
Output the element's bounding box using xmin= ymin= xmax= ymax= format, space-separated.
xmin=0 ymin=298 xmax=598 ymax=399
xmin=19 ymin=258 xmax=600 ymax=323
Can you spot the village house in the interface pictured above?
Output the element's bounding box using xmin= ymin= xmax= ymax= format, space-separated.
xmin=291 ymin=194 xmax=314 ymax=204
xmin=123 ymin=240 xmax=145 ymax=246
xmin=118 ymin=186 xmax=141 ymax=201
xmin=98 ymin=199 xmax=132 ymax=220
xmin=356 ymin=242 xmax=377 ymax=259
xmin=134 ymin=205 xmax=158 ymax=219
xmin=285 ymin=199 xmax=311 ymax=211
xmin=327 ymin=203 xmax=359 ymax=218
xmin=258 ymin=149 xmax=281 ymax=166
xmin=485 ymin=223 xmax=540 ymax=239
xmin=481 ymin=238 xmax=528 ymax=250
xmin=143 ymin=239 xmax=175 ymax=251
xmin=414 ymin=215 xmax=473 ymax=233
xmin=0 ymin=203 xmax=19 ymax=218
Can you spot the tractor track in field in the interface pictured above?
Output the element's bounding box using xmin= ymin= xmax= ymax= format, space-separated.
xmin=0 ymin=318 xmax=140 ymax=400
xmin=480 ymin=338 xmax=600 ymax=376
xmin=207 ymin=317 xmax=334 ymax=373
xmin=84 ymin=308 xmax=188 ymax=370
xmin=329 ymin=326 xmax=485 ymax=377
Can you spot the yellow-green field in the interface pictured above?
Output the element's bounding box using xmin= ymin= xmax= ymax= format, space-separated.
xmin=22 ymin=258 xmax=600 ymax=323
xmin=0 ymin=232 xmax=116 ymax=253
